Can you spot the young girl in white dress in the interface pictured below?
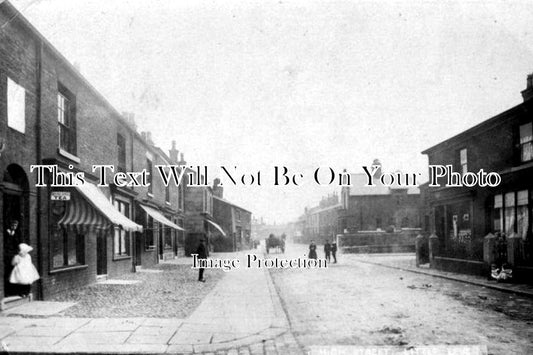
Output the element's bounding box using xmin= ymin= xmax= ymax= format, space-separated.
xmin=9 ymin=243 xmax=40 ymax=297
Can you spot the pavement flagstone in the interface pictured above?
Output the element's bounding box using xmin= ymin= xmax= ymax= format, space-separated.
xmin=0 ymin=252 xmax=303 ymax=354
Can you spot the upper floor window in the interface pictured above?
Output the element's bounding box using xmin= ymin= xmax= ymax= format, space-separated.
xmin=459 ymin=148 xmax=467 ymax=175
xmin=117 ymin=134 xmax=126 ymax=172
xmin=519 ymin=122 xmax=533 ymax=162
xmin=165 ymin=184 xmax=170 ymax=203
xmin=178 ymin=178 xmax=184 ymax=210
xmin=236 ymin=210 xmax=241 ymax=221
xmin=146 ymin=157 xmax=153 ymax=194
xmin=7 ymin=77 xmax=25 ymax=133
xmin=58 ymin=88 xmax=76 ymax=154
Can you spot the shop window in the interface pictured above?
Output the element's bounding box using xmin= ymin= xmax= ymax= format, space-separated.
xmin=57 ymin=87 xmax=76 ymax=155
xmin=145 ymin=215 xmax=155 ymax=249
xmin=113 ymin=199 xmax=131 ymax=256
xmin=504 ymin=192 xmax=516 ymax=235
xmin=517 ymin=190 xmax=529 ymax=240
xmin=7 ymin=77 xmax=25 ymax=133
xmin=50 ymin=199 xmax=85 ymax=269
xmin=164 ymin=223 xmax=172 ymax=249
xmin=494 ymin=194 xmax=503 ymax=232
xmin=519 ymin=123 xmax=533 ymax=162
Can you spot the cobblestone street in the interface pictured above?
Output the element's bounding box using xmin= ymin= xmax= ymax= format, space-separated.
xmin=269 ymin=244 xmax=533 ymax=355
xmin=49 ymin=263 xmax=224 ymax=318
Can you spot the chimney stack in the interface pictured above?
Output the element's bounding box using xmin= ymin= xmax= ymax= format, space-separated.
xmin=372 ymin=159 xmax=382 ymax=178
xmin=521 ymin=73 xmax=533 ymax=102
xmin=212 ymin=178 xmax=224 ymax=198
xmin=178 ymin=152 xmax=186 ymax=165
xmin=169 ymin=140 xmax=179 ymax=163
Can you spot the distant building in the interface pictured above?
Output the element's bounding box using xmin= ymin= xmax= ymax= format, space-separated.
xmin=302 ymin=194 xmax=342 ymax=244
xmin=339 ymin=160 xmax=422 ymax=233
xmin=211 ymin=179 xmax=252 ymax=251
xmin=422 ymin=75 xmax=533 ymax=277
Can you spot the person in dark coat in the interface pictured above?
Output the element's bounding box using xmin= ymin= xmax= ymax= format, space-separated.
xmin=324 ymin=240 xmax=331 ymax=262
xmin=196 ymin=237 xmax=208 ymax=282
xmin=308 ymin=240 xmax=317 ymax=259
xmin=5 ymin=220 xmax=21 ymax=296
xmin=331 ymin=240 xmax=337 ymax=263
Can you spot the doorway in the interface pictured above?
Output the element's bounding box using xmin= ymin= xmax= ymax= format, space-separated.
xmin=96 ymin=230 xmax=107 ymax=276
xmin=3 ymin=164 xmax=29 ymax=297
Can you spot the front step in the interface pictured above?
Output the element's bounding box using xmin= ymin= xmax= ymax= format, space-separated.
xmin=1 ymin=294 xmax=32 ymax=311
xmin=96 ymin=274 xmax=108 ymax=282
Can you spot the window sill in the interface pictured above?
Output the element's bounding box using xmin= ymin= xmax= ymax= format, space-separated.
xmin=145 ymin=247 xmax=156 ymax=252
xmin=113 ymin=255 xmax=131 ymax=261
xmin=147 ymin=193 xmax=154 ymax=198
xmin=49 ymin=264 xmax=88 ymax=274
xmin=58 ymin=148 xmax=81 ymax=164
xmin=165 ymin=201 xmax=171 ymax=206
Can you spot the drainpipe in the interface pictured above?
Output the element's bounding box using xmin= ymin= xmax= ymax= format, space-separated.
xmin=130 ymin=125 xmax=136 ymax=273
xmin=35 ymin=38 xmax=44 ymax=299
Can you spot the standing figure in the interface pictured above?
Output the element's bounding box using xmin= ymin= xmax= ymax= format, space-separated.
xmin=10 ymin=243 xmax=40 ymax=297
xmin=308 ymin=240 xmax=317 ymax=259
xmin=331 ymin=240 xmax=337 ymax=263
xmin=5 ymin=220 xmax=21 ymax=296
xmin=324 ymin=240 xmax=331 ymax=262
xmin=196 ymin=237 xmax=208 ymax=282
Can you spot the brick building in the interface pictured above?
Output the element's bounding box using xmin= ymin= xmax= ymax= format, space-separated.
xmin=211 ymin=179 xmax=252 ymax=252
xmin=302 ymin=194 xmax=341 ymax=245
xmin=0 ymin=1 xmax=185 ymax=301
xmin=182 ymin=168 xmax=225 ymax=256
xmin=338 ymin=160 xmax=422 ymax=234
xmin=422 ymin=75 xmax=533 ymax=278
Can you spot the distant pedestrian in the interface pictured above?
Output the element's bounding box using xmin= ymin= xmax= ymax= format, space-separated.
xmin=10 ymin=243 xmax=40 ymax=297
xmin=331 ymin=240 xmax=337 ymax=263
xmin=308 ymin=240 xmax=317 ymax=259
xmin=324 ymin=240 xmax=331 ymax=262
xmin=196 ymin=237 xmax=208 ymax=282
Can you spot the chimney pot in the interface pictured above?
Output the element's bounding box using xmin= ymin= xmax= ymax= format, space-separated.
xmin=521 ymin=73 xmax=533 ymax=102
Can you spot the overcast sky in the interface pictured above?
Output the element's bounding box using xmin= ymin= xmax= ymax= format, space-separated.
xmin=10 ymin=0 xmax=533 ymax=223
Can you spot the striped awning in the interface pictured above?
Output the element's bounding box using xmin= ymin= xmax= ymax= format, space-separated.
xmin=58 ymin=193 xmax=110 ymax=231
xmin=207 ymin=219 xmax=226 ymax=237
xmin=57 ymin=183 xmax=143 ymax=232
xmin=139 ymin=204 xmax=184 ymax=230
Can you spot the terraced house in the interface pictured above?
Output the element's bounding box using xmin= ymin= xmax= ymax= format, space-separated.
xmin=422 ymin=74 xmax=533 ymax=281
xmin=0 ymin=1 xmax=185 ymax=303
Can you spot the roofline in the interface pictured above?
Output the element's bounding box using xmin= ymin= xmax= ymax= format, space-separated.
xmin=212 ymin=195 xmax=252 ymax=214
xmin=2 ymin=1 xmax=167 ymax=159
xmin=421 ymin=100 xmax=527 ymax=155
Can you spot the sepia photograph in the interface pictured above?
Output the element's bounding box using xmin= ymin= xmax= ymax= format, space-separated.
xmin=0 ymin=0 xmax=532 ymax=354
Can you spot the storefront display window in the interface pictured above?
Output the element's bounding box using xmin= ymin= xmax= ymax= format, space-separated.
xmin=504 ymin=192 xmax=515 ymax=235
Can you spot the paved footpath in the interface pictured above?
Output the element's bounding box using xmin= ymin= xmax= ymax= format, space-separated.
xmin=0 ymin=252 xmax=303 ymax=354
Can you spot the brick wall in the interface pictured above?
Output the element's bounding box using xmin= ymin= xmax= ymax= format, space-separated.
xmin=0 ymin=4 xmax=40 ymax=298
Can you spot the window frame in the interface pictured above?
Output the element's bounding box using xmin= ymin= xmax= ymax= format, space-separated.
xmin=146 ymin=157 xmax=153 ymax=195
xmin=57 ymin=85 xmax=77 ymax=155
xmin=459 ymin=148 xmax=468 ymax=175
xmin=113 ymin=198 xmax=131 ymax=258
xmin=519 ymin=122 xmax=533 ymax=163
xmin=117 ymin=133 xmax=127 ymax=173
xmin=49 ymin=196 xmax=85 ymax=271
